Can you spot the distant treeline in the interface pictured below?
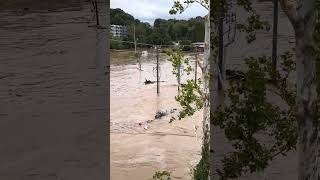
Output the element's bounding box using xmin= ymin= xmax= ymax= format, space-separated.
xmin=110 ymin=8 xmax=205 ymax=50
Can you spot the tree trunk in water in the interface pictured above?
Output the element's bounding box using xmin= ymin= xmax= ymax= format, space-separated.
xmin=209 ymin=51 xmax=224 ymax=180
xmin=208 ymin=17 xmax=225 ymax=180
xmin=203 ymin=15 xmax=210 ymax=148
xmin=293 ymin=1 xmax=320 ymax=179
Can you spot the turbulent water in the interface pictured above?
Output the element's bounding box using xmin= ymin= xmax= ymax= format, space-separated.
xmin=110 ymin=52 xmax=204 ymax=179
xmin=0 ymin=3 xmax=107 ymax=180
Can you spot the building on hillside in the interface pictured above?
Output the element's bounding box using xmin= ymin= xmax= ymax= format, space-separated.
xmin=110 ymin=25 xmax=128 ymax=38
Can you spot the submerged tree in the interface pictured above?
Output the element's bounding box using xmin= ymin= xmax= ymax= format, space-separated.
xmin=169 ymin=1 xmax=210 ymax=179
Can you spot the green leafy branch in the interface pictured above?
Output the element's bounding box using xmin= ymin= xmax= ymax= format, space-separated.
xmin=212 ymin=53 xmax=297 ymax=179
xmin=169 ymin=0 xmax=209 ymax=15
xmin=166 ymin=49 xmax=204 ymax=120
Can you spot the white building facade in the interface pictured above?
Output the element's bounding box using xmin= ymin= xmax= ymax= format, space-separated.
xmin=110 ymin=25 xmax=128 ymax=38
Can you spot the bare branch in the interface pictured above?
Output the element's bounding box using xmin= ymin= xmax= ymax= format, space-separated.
xmin=194 ymin=0 xmax=209 ymax=10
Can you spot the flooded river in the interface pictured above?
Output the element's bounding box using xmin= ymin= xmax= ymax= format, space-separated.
xmin=110 ymin=52 xmax=204 ymax=179
xmin=0 ymin=2 xmax=107 ymax=179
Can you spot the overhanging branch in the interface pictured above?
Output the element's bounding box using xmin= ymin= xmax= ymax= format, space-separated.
xmin=194 ymin=0 xmax=209 ymax=10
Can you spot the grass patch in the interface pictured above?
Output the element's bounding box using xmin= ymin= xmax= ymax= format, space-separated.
xmin=111 ymin=50 xmax=137 ymax=65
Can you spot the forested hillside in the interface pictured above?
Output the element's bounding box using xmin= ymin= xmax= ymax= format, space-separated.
xmin=111 ymin=8 xmax=205 ymax=48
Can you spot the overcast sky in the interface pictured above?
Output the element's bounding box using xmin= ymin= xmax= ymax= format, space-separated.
xmin=110 ymin=0 xmax=208 ymax=25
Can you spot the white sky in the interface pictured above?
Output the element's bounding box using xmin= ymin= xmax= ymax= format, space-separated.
xmin=110 ymin=0 xmax=208 ymax=25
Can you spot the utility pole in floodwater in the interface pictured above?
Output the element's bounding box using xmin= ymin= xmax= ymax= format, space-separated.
xmin=178 ymin=57 xmax=181 ymax=93
xmin=94 ymin=0 xmax=99 ymax=26
xmin=156 ymin=46 xmax=160 ymax=95
xmin=218 ymin=10 xmax=224 ymax=87
xmin=272 ymin=0 xmax=279 ymax=80
xmin=194 ymin=48 xmax=198 ymax=84
xmin=134 ymin=25 xmax=137 ymax=54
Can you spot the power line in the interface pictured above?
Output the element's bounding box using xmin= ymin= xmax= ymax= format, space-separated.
xmin=110 ymin=49 xmax=136 ymax=53
xmin=110 ymin=48 xmax=202 ymax=57
xmin=110 ymin=48 xmax=167 ymax=55
xmin=110 ymin=39 xmax=199 ymax=47
xmin=110 ymin=39 xmax=172 ymax=47
xmin=110 ymin=48 xmax=155 ymax=53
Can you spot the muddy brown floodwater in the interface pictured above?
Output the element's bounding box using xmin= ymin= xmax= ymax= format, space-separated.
xmin=0 ymin=2 xmax=107 ymax=180
xmin=111 ymin=53 xmax=205 ymax=179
